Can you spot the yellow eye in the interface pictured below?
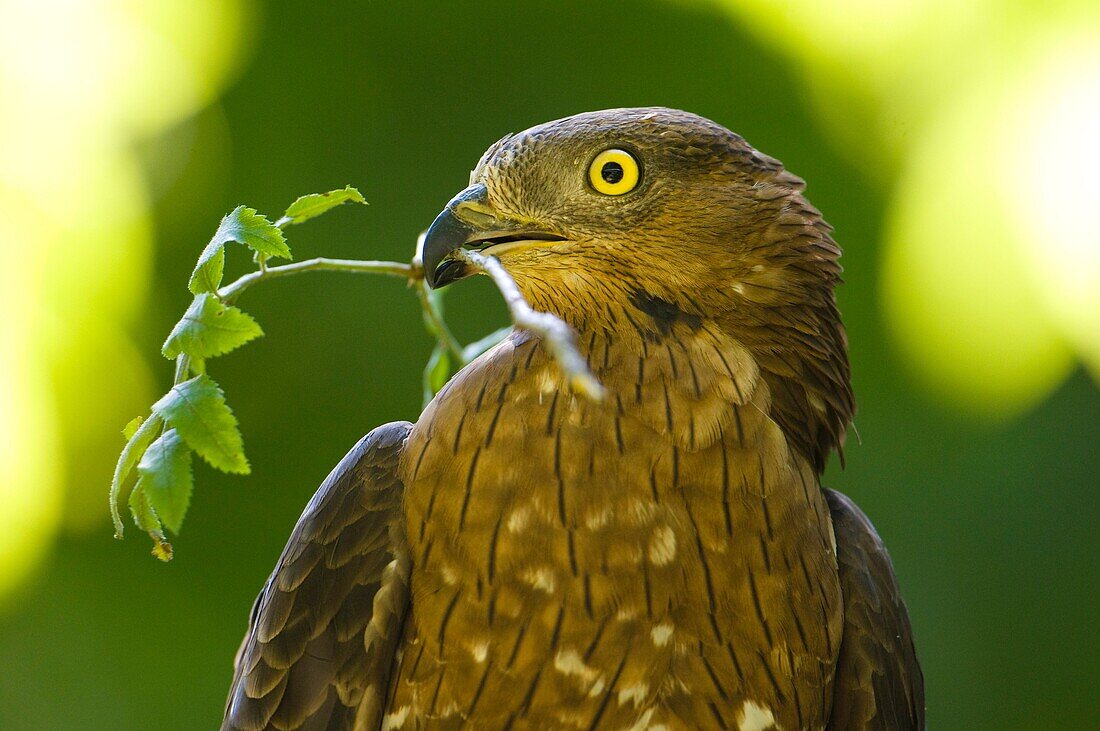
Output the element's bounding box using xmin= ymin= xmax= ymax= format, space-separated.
xmin=588 ymin=148 xmax=640 ymax=195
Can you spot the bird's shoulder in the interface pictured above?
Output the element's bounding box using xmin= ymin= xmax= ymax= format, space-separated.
xmin=825 ymin=488 xmax=925 ymax=730
xmin=222 ymin=421 xmax=413 ymax=731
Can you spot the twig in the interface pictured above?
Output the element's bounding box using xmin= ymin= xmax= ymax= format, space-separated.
xmin=455 ymin=249 xmax=604 ymax=401
xmin=219 ymin=257 xmax=414 ymax=304
xmin=416 ymin=283 xmax=464 ymax=362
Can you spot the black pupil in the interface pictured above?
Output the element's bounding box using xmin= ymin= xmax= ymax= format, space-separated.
xmin=601 ymin=161 xmax=625 ymax=184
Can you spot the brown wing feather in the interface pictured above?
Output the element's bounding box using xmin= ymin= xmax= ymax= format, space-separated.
xmin=223 ymin=421 xmax=413 ymax=731
xmin=825 ymin=488 xmax=925 ymax=730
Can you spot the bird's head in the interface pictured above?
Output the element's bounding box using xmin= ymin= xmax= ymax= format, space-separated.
xmin=423 ymin=107 xmax=853 ymax=467
xmin=423 ymin=108 xmax=837 ymax=328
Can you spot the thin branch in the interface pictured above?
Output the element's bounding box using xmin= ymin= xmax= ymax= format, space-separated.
xmin=416 ymin=283 xmax=464 ymax=362
xmin=411 ymin=230 xmax=463 ymax=363
xmin=218 ymin=257 xmax=414 ymax=304
xmin=173 ymin=354 xmax=191 ymax=385
xmin=455 ymin=249 xmax=604 ymax=401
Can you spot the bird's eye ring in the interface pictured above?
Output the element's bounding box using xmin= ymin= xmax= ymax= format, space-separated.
xmin=589 ymin=149 xmax=640 ymax=195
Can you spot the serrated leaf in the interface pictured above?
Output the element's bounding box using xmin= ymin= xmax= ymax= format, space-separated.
xmin=162 ymin=293 xmax=264 ymax=359
xmin=152 ymin=375 xmax=249 ymax=474
xmin=189 ymin=244 xmax=225 ymax=295
xmin=422 ymin=343 xmax=451 ymax=409
xmin=461 ymin=326 xmax=513 ymax=364
xmin=222 ymin=206 xmax=291 ymax=259
xmin=136 ymin=429 xmax=193 ymax=533
xmin=129 ymin=484 xmax=162 ymax=535
xmin=122 ymin=416 xmax=144 ymax=440
xmin=109 ymin=413 xmax=163 ymax=537
xmin=128 ymin=486 xmax=173 ymax=561
xmin=189 ymin=206 xmax=291 ymax=294
xmin=282 ymin=186 xmax=366 ymax=225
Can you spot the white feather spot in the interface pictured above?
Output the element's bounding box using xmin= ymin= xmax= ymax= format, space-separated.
xmin=521 ymin=566 xmax=556 ymax=593
xmin=615 ymin=606 xmax=639 ymax=622
xmin=537 ymin=368 xmax=558 ymax=394
xmin=650 ymin=623 xmax=674 ymax=647
xmin=618 ymin=682 xmax=649 ymax=707
xmin=468 ymin=639 xmax=489 ymax=663
xmin=584 ymin=505 xmax=612 ymax=529
xmin=555 ymin=708 xmax=588 ymax=725
xmin=436 ymin=700 xmax=460 ymax=717
xmin=381 ymin=705 xmax=410 ymax=730
xmin=554 ymin=648 xmax=604 ymax=694
xmin=554 ymin=649 xmax=591 ymax=677
xmin=507 ymin=505 xmax=531 ymax=533
xmin=627 ymin=500 xmax=658 ymax=526
xmin=737 ymin=700 xmax=778 ymax=731
xmin=528 ymin=494 xmax=556 ymax=523
xmin=440 ymin=562 xmax=458 ymax=586
xmin=648 ymin=525 xmax=677 ymax=566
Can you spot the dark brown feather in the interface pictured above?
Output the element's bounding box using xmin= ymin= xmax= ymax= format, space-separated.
xmin=825 ymin=488 xmax=925 ymax=730
xmin=222 ymin=422 xmax=413 ymax=731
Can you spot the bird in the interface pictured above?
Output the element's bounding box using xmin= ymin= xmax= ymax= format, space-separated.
xmin=222 ymin=107 xmax=924 ymax=730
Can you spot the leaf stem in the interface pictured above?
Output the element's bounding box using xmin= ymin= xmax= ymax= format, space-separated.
xmin=416 ymin=282 xmax=464 ymax=362
xmin=218 ymin=257 xmax=415 ymax=304
xmin=173 ymin=354 xmax=191 ymax=385
xmin=454 ymin=249 xmax=605 ymax=401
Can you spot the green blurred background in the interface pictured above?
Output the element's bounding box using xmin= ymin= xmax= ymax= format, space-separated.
xmin=1 ymin=1 xmax=1098 ymax=728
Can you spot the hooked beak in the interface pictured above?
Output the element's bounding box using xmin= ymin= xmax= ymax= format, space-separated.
xmin=421 ymin=183 xmax=566 ymax=289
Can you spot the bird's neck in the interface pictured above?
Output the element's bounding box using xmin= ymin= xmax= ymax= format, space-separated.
xmin=514 ymin=283 xmax=849 ymax=468
xmin=515 ymin=279 xmax=851 ymax=471
xmin=515 ymin=271 xmax=713 ymax=350
xmin=512 ymin=308 xmax=763 ymax=455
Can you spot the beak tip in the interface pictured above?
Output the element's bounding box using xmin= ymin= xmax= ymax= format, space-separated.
xmin=422 ymin=201 xmax=478 ymax=290
xmin=422 ymin=258 xmax=439 ymax=289
xmin=425 ymin=258 xmax=467 ymax=289
xmin=424 ymin=182 xmax=498 ymax=289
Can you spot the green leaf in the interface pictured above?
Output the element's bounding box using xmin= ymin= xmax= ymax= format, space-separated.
xmin=422 ymin=343 xmax=451 ymax=408
xmin=122 ymin=416 xmax=144 ymax=440
xmin=129 ymin=484 xmax=161 ymax=536
xmin=282 ymin=186 xmax=366 ymax=225
xmin=189 ymin=244 xmax=225 ymax=295
xmin=128 ymin=486 xmax=173 ymax=562
xmin=136 ymin=428 xmax=193 ymax=533
xmin=152 ymin=375 xmax=249 ymax=474
xmin=162 ymin=293 xmax=264 ymax=359
xmin=461 ymin=326 xmax=513 ymax=364
xmin=109 ymin=413 xmax=164 ymax=538
xmin=189 ymin=206 xmax=291 ymax=294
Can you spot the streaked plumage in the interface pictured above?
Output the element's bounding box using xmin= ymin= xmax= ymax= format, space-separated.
xmin=223 ymin=107 xmax=923 ymax=730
